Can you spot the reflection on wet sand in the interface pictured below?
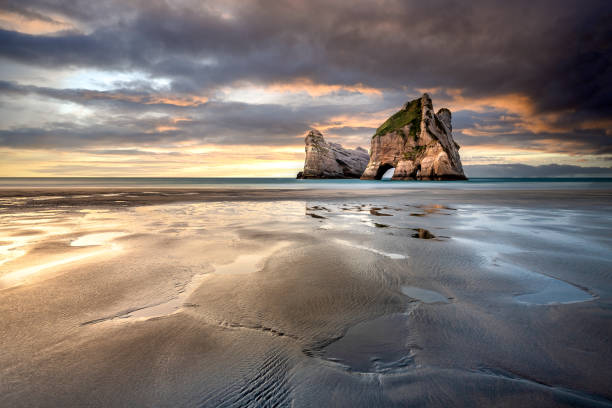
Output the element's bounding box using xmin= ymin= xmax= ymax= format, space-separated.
xmin=0 ymin=190 xmax=611 ymax=407
xmin=94 ymin=241 xmax=290 ymax=323
xmin=401 ymin=286 xmax=450 ymax=304
xmin=1 ymin=244 xmax=121 ymax=288
xmin=334 ymin=238 xmax=408 ymax=260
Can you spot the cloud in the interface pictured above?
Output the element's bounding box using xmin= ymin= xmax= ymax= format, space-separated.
xmin=449 ymin=108 xmax=612 ymax=155
xmin=0 ymin=0 xmax=610 ymax=175
xmin=0 ymin=80 xmax=407 ymax=149
xmin=0 ymin=80 xmax=208 ymax=108
xmin=0 ymin=99 xmax=321 ymax=148
xmin=1 ymin=1 xmax=609 ymax=111
xmin=82 ymin=149 xmax=183 ymax=156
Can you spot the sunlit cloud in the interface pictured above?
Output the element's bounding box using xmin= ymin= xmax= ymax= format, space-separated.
xmin=428 ymin=88 xmax=584 ymax=135
xmin=0 ymin=10 xmax=81 ymax=35
xmin=73 ymin=90 xmax=209 ymax=107
xmin=266 ymin=78 xmax=383 ymax=97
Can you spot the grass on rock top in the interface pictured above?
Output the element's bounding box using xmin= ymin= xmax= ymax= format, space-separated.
xmin=403 ymin=145 xmax=426 ymax=161
xmin=373 ymin=98 xmax=422 ymax=139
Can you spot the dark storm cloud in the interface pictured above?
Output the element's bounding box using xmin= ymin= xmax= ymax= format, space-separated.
xmin=0 ymin=0 xmax=610 ymax=153
xmin=2 ymin=1 xmax=610 ymax=104
xmin=456 ymin=129 xmax=612 ymax=155
xmin=450 ymin=109 xmax=612 ymax=155
xmin=464 ymin=164 xmax=612 ymax=178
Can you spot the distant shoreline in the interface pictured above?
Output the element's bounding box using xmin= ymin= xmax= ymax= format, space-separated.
xmin=1 ymin=188 xmax=610 ymax=211
xmin=0 ymin=177 xmax=611 ymax=190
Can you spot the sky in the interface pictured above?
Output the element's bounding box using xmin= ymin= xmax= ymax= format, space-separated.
xmin=0 ymin=0 xmax=611 ymax=177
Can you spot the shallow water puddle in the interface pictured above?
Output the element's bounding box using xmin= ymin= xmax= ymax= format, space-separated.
xmin=401 ymin=286 xmax=449 ymax=304
xmin=0 ymin=245 xmax=27 ymax=267
xmin=514 ymin=281 xmax=594 ymax=305
xmin=334 ymin=239 xmax=407 ymax=259
xmin=453 ymin=237 xmax=595 ymax=305
xmin=0 ymin=230 xmax=126 ymax=288
xmin=212 ymin=241 xmax=289 ymax=274
xmin=323 ymin=210 xmax=393 ymax=231
xmin=0 ymin=224 xmax=83 ymax=267
xmin=322 ymin=313 xmax=416 ymax=373
xmin=32 ymin=196 xmax=65 ymax=201
xmin=1 ymin=245 xmax=121 ymax=288
xmin=118 ymin=241 xmax=290 ymax=321
xmin=71 ymin=232 xmax=128 ymax=246
xmin=500 ymin=257 xmax=595 ymax=305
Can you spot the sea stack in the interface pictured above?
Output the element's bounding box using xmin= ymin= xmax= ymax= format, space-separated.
xmin=361 ymin=94 xmax=467 ymax=180
xmin=297 ymin=129 xmax=369 ymax=179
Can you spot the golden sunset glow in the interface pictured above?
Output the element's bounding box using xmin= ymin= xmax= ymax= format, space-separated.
xmin=0 ymin=146 xmax=304 ymax=177
xmin=0 ymin=0 xmax=609 ymax=177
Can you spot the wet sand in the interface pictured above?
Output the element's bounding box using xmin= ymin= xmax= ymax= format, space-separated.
xmin=1 ymin=188 xmax=611 ymax=407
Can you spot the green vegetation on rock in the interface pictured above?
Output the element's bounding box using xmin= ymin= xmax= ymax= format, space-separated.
xmin=402 ymin=145 xmax=426 ymax=161
xmin=373 ymin=98 xmax=422 ymax=139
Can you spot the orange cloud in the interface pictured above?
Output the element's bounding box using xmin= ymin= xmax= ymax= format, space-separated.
xmin=318 ymin=113 xmax=386 ymax=131
xmin=79 ymin=91 xmax=208 ymax=107
xmin=461 ymin=124 xmax=522 ymax=137
xmin=152 ymin=117 xmax=193 ymax=133
xmin=578 ymin=119 xmax=612 ymax=135
xmin=148 ymin=95 xmax=209 ymax=107
xmin=154 ymin=125 xmax=179 ymax=133
xmin=265 ymin=78 xmax=383 ymax=97
xmin=426 ymin=88 xmax=578 ymax=135
xmin=0 ymin=10 xmax=79 ymax=35
xmin=417 ymin=88 xmax=533 ymax=116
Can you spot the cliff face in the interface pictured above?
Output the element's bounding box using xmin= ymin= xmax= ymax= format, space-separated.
xmin=361 ymin=94 xmax=467 ymax=180
xmin=297 ymin=129 xmax=369 ymax=179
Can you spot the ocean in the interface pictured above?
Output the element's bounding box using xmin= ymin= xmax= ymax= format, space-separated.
xmin=1 ymin=177 xmax=611 ymax=189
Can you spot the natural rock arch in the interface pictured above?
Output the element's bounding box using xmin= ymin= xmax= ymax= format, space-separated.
xmin=361 ymin=94 xmax=467 ymax=181
xmin=374 ymin=163 xmax=395 ymax=180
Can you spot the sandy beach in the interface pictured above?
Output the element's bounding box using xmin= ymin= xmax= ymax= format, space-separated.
xmin=1 ymin=187 xmax=611 ymax=407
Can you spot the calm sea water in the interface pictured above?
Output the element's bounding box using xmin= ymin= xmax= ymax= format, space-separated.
xmin=0 ymin=177 xmax=611 ymax=189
